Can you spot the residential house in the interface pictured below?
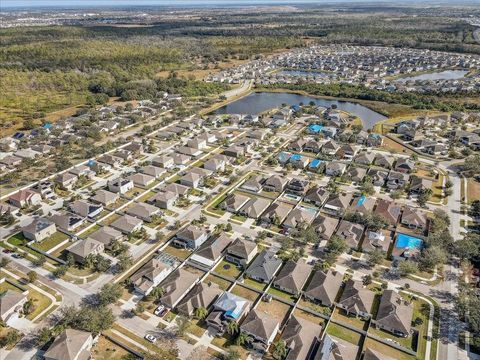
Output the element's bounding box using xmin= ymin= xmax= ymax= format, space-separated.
xmin=273 ymin=259 xmax=312 ymax=295
xmin=126 ymin=203 xmax=161 ymax=222
xmin=158 ymin=268 xmax=200 ymax=308
xmin=260 ymin=201 xmax=293 ymax=225
xmin=410 ymin=176 xmax=433 ymax=195
xmin=325 ymin=162 xmax=347 ymax=176
xmin=362 ymin=230 xmax=391 ymax=253
xmin=354 ymin=153 xmax=375 ymax=166
xmin=278 ymin=151 xmax=292 ymax=165
xmin=50 ymin=212 xmax=84 ymax=232
xmin=139 ymin=165 xmax=166 ymax=179
xmin=225 ymin=238 xmax=258 ymax=267
xmin=54 ymin=172 xmax=78 ymax=190
xmin=0 ymin=287 xmax=28 ymax=322
xmin=9 ymin=189 xmax=42 ymax=208
xmin=97 ymin=154 xmax=122 ymax=168
xmin=128 ymin=173 xmax=156 ymax=188
xmin=316 ymin=334 xmax=359 ymax=360
xmin=289 ymin=154 xmax=310 ymax=169
xmin=401 ymin=207 xmax=428 ymax=231
xmin=110 ymin=214 xmax=143 ymax=234
xmin=176 ymin=282 xmax=223 ymax=317
xmin=304 ymin=187 xmax=329 ymax=207
xmin=43 ymin=329 xmax=94 ymax=360
xmin=164 ymin=183 xmax=190 ymax=197
xmin=189 ymin=233 xmax=232 ymax=268
xmin=283 ymin=207 xmax=316 ymax=229
xmin=87 ymin=226 xmax=123 ymax=250
xmin=245 ymin=249 xmax=282 ymax=284
xmin=387 ymin=171 xmax=410 ymax=190
xmin=148 ymin=191 xmax=177 ymax=209
xmin=336 ymin=279 xmax=375 ymax=318
xmin=204 ymin=157 xmax=226 ymax=172
xmin=348 ymin=196 xmax=376 ymax=216
xmin=374 ymin=199 xmax=402 ymax=227
xmin=108 ymin=178 xmax=134 ymax=194
xmin=364 ymin=348 xmax=396 ymax=360
xmin=288 ymin=139 xmax=306 ymax=152
xmin=239 ymin=198 xmax=271 ymax=219
xmin=304 ymin=139 xmax=321 ymax=153
xmin=221 ymin=193 xmax=250 ymax=213
xmin=321 ymin=140 xmax=340 ymax=156
xmin=304 ymin=270 xmax=342 ymax=307
xmin=30 ymin=181 xmax=55 ymax=200
xmin=375 ymin=290 xmax=413 ymax=337
xmin=223 ymin=145 xmax=245 ymax=158
xmin=286 ymin=179 xmax=309 ymax=196
xmin=281 ymin=315 xmax=322 ymax=360
xmin=340 ymin=144 xmax=360 ymax=159
xmin=240 ymin=310 xmax=279 ymax=353
xmin=180 ymin=172 xmax=203 ymax=188
xmin=66 ymin=238 xmax=105 ymax=264
xmin=263 ymin=175 xmax=288 ymax=193
xmin=69 ymin=200 xmax=103 ymax=218
xmin=308 ymin=159 xmax=325 ymax=173
xmin=22 ymin=218 xmax=57 ymax=242
xmin=178 ymin=146 xmax=202 ymax=158
xmin=241 ymin=175 xmax=265 ymax=193
xmin=152 ymin=155 xmax=174 ymax=169
xmin=69 ymin=165 xmax=95 ymax=178
xmin=394 ymin=158 xmax=415 ymax=173
xmin=187 ymin=138 xmax=207 ymax=149
xmin=312 ymin=215 xmax=339 ymax=240
xmin=366 ymin=133 xmax=383 ymax=147
xmin=174 ymin=225 xmax=209 ymax=249
xmin=367 ymin=168 xmax=389 ymax=186
xmin=347 ymin=167 xmax=367 ymax=183
xmin=323 ymin=193 xmax=353 ymax=216
xmin=335 ymin=220 xmax=365 ymax=250
xmin=206 ymin=292 xmax=250 ymax=334
xmin=131 ymin=253 xmax=178 ymax=295
xmin=374 ymin=154 xmax=395 ymax=169
xmin=90 ymin=190 xmax=119 ymax=207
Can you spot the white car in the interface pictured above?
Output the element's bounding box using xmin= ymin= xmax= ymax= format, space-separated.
xmin=154 ymin=305 xmax=165 ymax=316
xmin=145 ymin=334 xmax=157 ymax=343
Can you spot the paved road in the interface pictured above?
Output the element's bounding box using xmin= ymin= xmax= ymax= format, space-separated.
xmin=222 ymin=79 xmax=252 ymax=99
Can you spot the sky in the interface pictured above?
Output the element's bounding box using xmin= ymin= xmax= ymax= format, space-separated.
xmin=4 ymin=0 xmax=476 ymax=9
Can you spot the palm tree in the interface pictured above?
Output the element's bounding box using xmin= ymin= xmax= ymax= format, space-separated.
xmin=272 ymin=340 xmax=287 ymax=360
xmin=194 ymin=306 xmax=208 ymax=320
xmin=226 ymin=320 xmax=238 ymax=335
xmin=235 ymin=331 xmax=251 ymax=346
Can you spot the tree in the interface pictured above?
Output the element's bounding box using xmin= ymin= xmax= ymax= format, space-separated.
xmin=35 ymin=327 xmax=52 ymax=346
xmin=418 ymin=246 xmax=446 ymax=272
xmin=0 ymin=257 xmax=10 ymax=268
xmin=53 ymin=265 xmax=68 ymax=278
xmin=194 ymin=307 xmax=208 ymax=320
xmin=470 ymin=200 xmax=480 ymax=218
xmin=23 ymin=299 xmax=35 ymax=315
xmin=117 ymin=254 xmax=133 ymax=272
xmin=417 ymin=189 xmax=433 ymax=207
xmin=27 ymin=270 xmax=38 ymax=283
xmin=397 ymin=261 xmax=418 ymax=277
xmin=325 ymin=235 xmax=348 ymax=256
xmin=31 ymin=254 xmax=47 ymax=267
xmin=235 ymin=331 xmax=251 ymax=346
xmin=97 ymin=283 xmax=123 ymax=306
xmin=359 ymin=181 xmax=375 ymax=196
xmin=367 ymin=249 xmax=385 ymax=267
xmin=150 ymin=287 xmax=165 ymax=301
xmin=362 ymin=274 xmax=373 ymax=286
xmin=272 ymin=340 xmax=287 ymax=360
xmin=175 ymin=315 xmax=191 ymax=337
xmin=226 ymin=320 xmax=238 ymax=335
xmin=454 ymin=233 xmax=480 ymax=260
xmin=0 ymin=329 xmax=20 ymax=348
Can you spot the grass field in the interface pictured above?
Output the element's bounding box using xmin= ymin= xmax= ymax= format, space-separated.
xmin=91 ymin=335 xmax=131 ymax=360
xmin=34 ymin=232 xmax=69 ymax=252
xmin=214 ymin=260 xmax=242 ymax=279
xmin=467 ymin=177 xmax=480 ymax=204
xmin=326 ymin=323 xmax=362 ymax=346
xmin=256 ymin=299 xmax=291 ymax=324
xmin=204 ymin=274 xmax=232 ymax=290
xmin=363 ymin=338 xmax=416 ymax=360
xmin=231 ymin=285 xmax=260 ymax=303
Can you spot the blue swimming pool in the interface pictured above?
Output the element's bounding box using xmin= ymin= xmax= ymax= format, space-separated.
xmin=308 ymin=124 xmax=323 ymax=133
xmin=396 ymin=233 xmax=423 ymax=249
xmin=291 ymin=154 xmax=302 ymax=161
xmin=356 ymin=195 xmax=366 ymax=207
xmin=310 ymin=159 xmax=322 ymax=168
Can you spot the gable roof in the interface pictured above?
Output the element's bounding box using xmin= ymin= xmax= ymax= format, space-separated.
xmin=66 ymin=238 xmax=103 ymax=259
xmin=304 ymin=270 xmax=342 ymax=306
xmin=282 ymin=315 xmax=322 ymax=360
xmin=240 ymin=309 xmax=278 ymax=342
xmin=43 ymin=329 xmax=92 ymax=360
xmin=273 ymin=259 xmax=312 ymax=293
xmin=227 ymin=238 xmax=257 ymax=260
xmin=338 ymin=279 xmax=374 ymax=315
xmin=376 ymin=290 xmax=413 ymax=335
xmin=0 ymin=290 xmax=27 ymax=319
xmin=245 ymin=250 xmax=282 ymax=282
xmin=159 ymin=268 xmax=199 ymax=308
xmin=176 ymin=282 xmax=222 ymax=315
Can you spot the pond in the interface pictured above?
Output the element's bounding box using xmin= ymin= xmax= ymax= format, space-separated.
xmin=395 ymin=69 xmax=468 ymax=82
xmin=214 ymin=91 xmax=387 ymax=129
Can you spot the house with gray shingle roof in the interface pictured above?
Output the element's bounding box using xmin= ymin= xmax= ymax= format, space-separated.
xmin=336 ymin=279 xmax=375 ymax=319
xmin=245 ymin=249 xmax=282 ymax=284
xmin=374 ymin=290 xmax=413 ymax=337
xmin=43 ymin=329 xmax=93 ymax=360
xmin=240 ymin=310 xmax=279 ymax=353
xmin=273 ymin=259 xmax=312 ymax=295
xmin=304 ymin=269 xmax=342 ymax=307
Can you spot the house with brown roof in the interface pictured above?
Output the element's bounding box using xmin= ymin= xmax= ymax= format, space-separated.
xmin=159 ymin=268 xmax=200 ymax=308
xmin=90 ymin=189 xmax=119 ymax=207
xmin=260 ymin=201 xmax=294 ymax=225
xmin=263 ymin=175 xmax=288 ymax=193
xmin=321 ymin=140 xmax=340 ymax=156
xmin=189 ymin=233 xmax=232 ymax=268
xmin=335 ymin=220 xmax=364 ymax=249
xmin=152 ymin=155 xmax=174 ymax=169
xmin=128 ymin=173 xmax=156 ymax=188
xmin=148 ymin=191 xmax=177 ymax=209
xmin=239 ymin=197 xmax=271 ymax=219
xmin=304 ymin=187 xmax=330 ymax=207
xmin=363 ymin=348 xmax=396 ymax=360
xmin=348 ymin=196 xmax=376 ymax=216
xmin=240 ymin=310 xmax=280 ymax=353
xmin=221 ymin=193 xmax=250 ymax=213
xmin=281 ymin=315 xmax=322 ymax=360
xmin=126 ymin=202 xmax=161 ymax=222
xmin=374 ymin=154 xmax=395 ymax=169
xmin=54 ymin=172 xmax=78 ymax=190
xmin=66 ymin=238 xmax=105 ymax=264
xmin=374 ymin=290 xmax=413 ymax=337
xmin=69 ymin=200 xmax=103 ymax=218
xmin=50 ymin=212 xmax=84 ymax=232
xmin=273 ymin=259 xmax=312 ymax=295
xmin=180 ymin=172 xmax=203 ymax=188
xmin=97 ymin=154 xmax=122 ymax=168
xmin=131 ymin=253 xmax=178 ymax=295
xmin=394 ymin=158 xmax=416 ymax=173
xmin=241 ymin=175 xmax=265 ymax=193
xmin=9 ymin=189 xmax=42 ymax=208
xmin=225 ymin=238 xmax=258 ymax=267
xmin=174 ymin=224 xmax=209 ymax=249
xmin=22 ymin=218 xmax=56 ymax=242
xmin=354 ymin=152 xmax=375 ymax=166
xmin=316 ymin=334 xmax=359 ymax=360
xmin=304 ymin=269 xmax=342 ymax=307
xmin=108 ymin=177 xmax=134 ymax=194
xmin=312 ymin=214 xmax=339 ymax=240
xmin=374 ymin=199 xmax=402 ymax=227
xmin=410 ymin=176 xmax=434 ymax=195
xmin=401 ymin=207 xmax=428 ymax=231
xmin=176 ymin=282 xmax=223 ymax=317
xmin=139 ymin=165 xmax=166 ymax=179
xmin=164 ymin=183 xmax=190 ymax=197
xmin=283 ymin=207 xmax=316 ymax=229
xmin=323 ymin=193 xmax=353 ymax=216
xmin=336 ymin=279 xmax=375 ymax=319
xmin=43 ymin=329 xmax=94 ymax=360
xmin=87 ymin=226 xmax=123 ymax=250
xmin=110 ymin=214 xmax=143 ymax=234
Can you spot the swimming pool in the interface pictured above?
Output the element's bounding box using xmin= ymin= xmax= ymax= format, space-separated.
xmin=308 ymin=124 xmax=323 ymax=133
xmin=396 ymin=233 xmax=423 ymax=249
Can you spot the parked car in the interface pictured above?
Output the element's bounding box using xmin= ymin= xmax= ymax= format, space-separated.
xmin=154 ymin=305 xmax=165 ymax=316
xmin=145 ymin=334 xmax=157 ymax=343
xmin=2 ymin=249 xmax=12 ymax=254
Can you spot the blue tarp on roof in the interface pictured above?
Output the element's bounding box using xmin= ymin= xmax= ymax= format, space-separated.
xmin=309 ymin=159 xmax=322 ymax=168
xmin=87 ymin=160 xmax=96 ymax=167
xmin=290 ymin=154 xmax=302 ymax=161
xmin=42 ymin=123 xmax=52 ymax=129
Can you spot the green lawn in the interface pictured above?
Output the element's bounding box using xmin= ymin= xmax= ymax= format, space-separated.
xmin=163 ymin=244 xmax=192 ymax=260
xmin=363 ymin=338 xmax=416 ymax=360
xmin=326 ymin=323 xmax=362 ymax=345
xmin=214 ymin=260 xmax=241 ymax=279
xmin=204 ymin=275 xmax=232 ymax=290
xmin=34 ymin=232 xmax=69 ymax=252
xmin=332 ymin=308 xmax=368 ymax=331
xmin=267 ymin=286 xmax=297 ymax=302
xmin=79 ymin=224 xmax=102 ymax=239
xmin=243 ymin=278 xmax=266 ymax=291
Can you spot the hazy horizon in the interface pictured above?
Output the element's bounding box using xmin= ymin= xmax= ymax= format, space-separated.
xmin=4 ymin=0 xmax=480 ymax=10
